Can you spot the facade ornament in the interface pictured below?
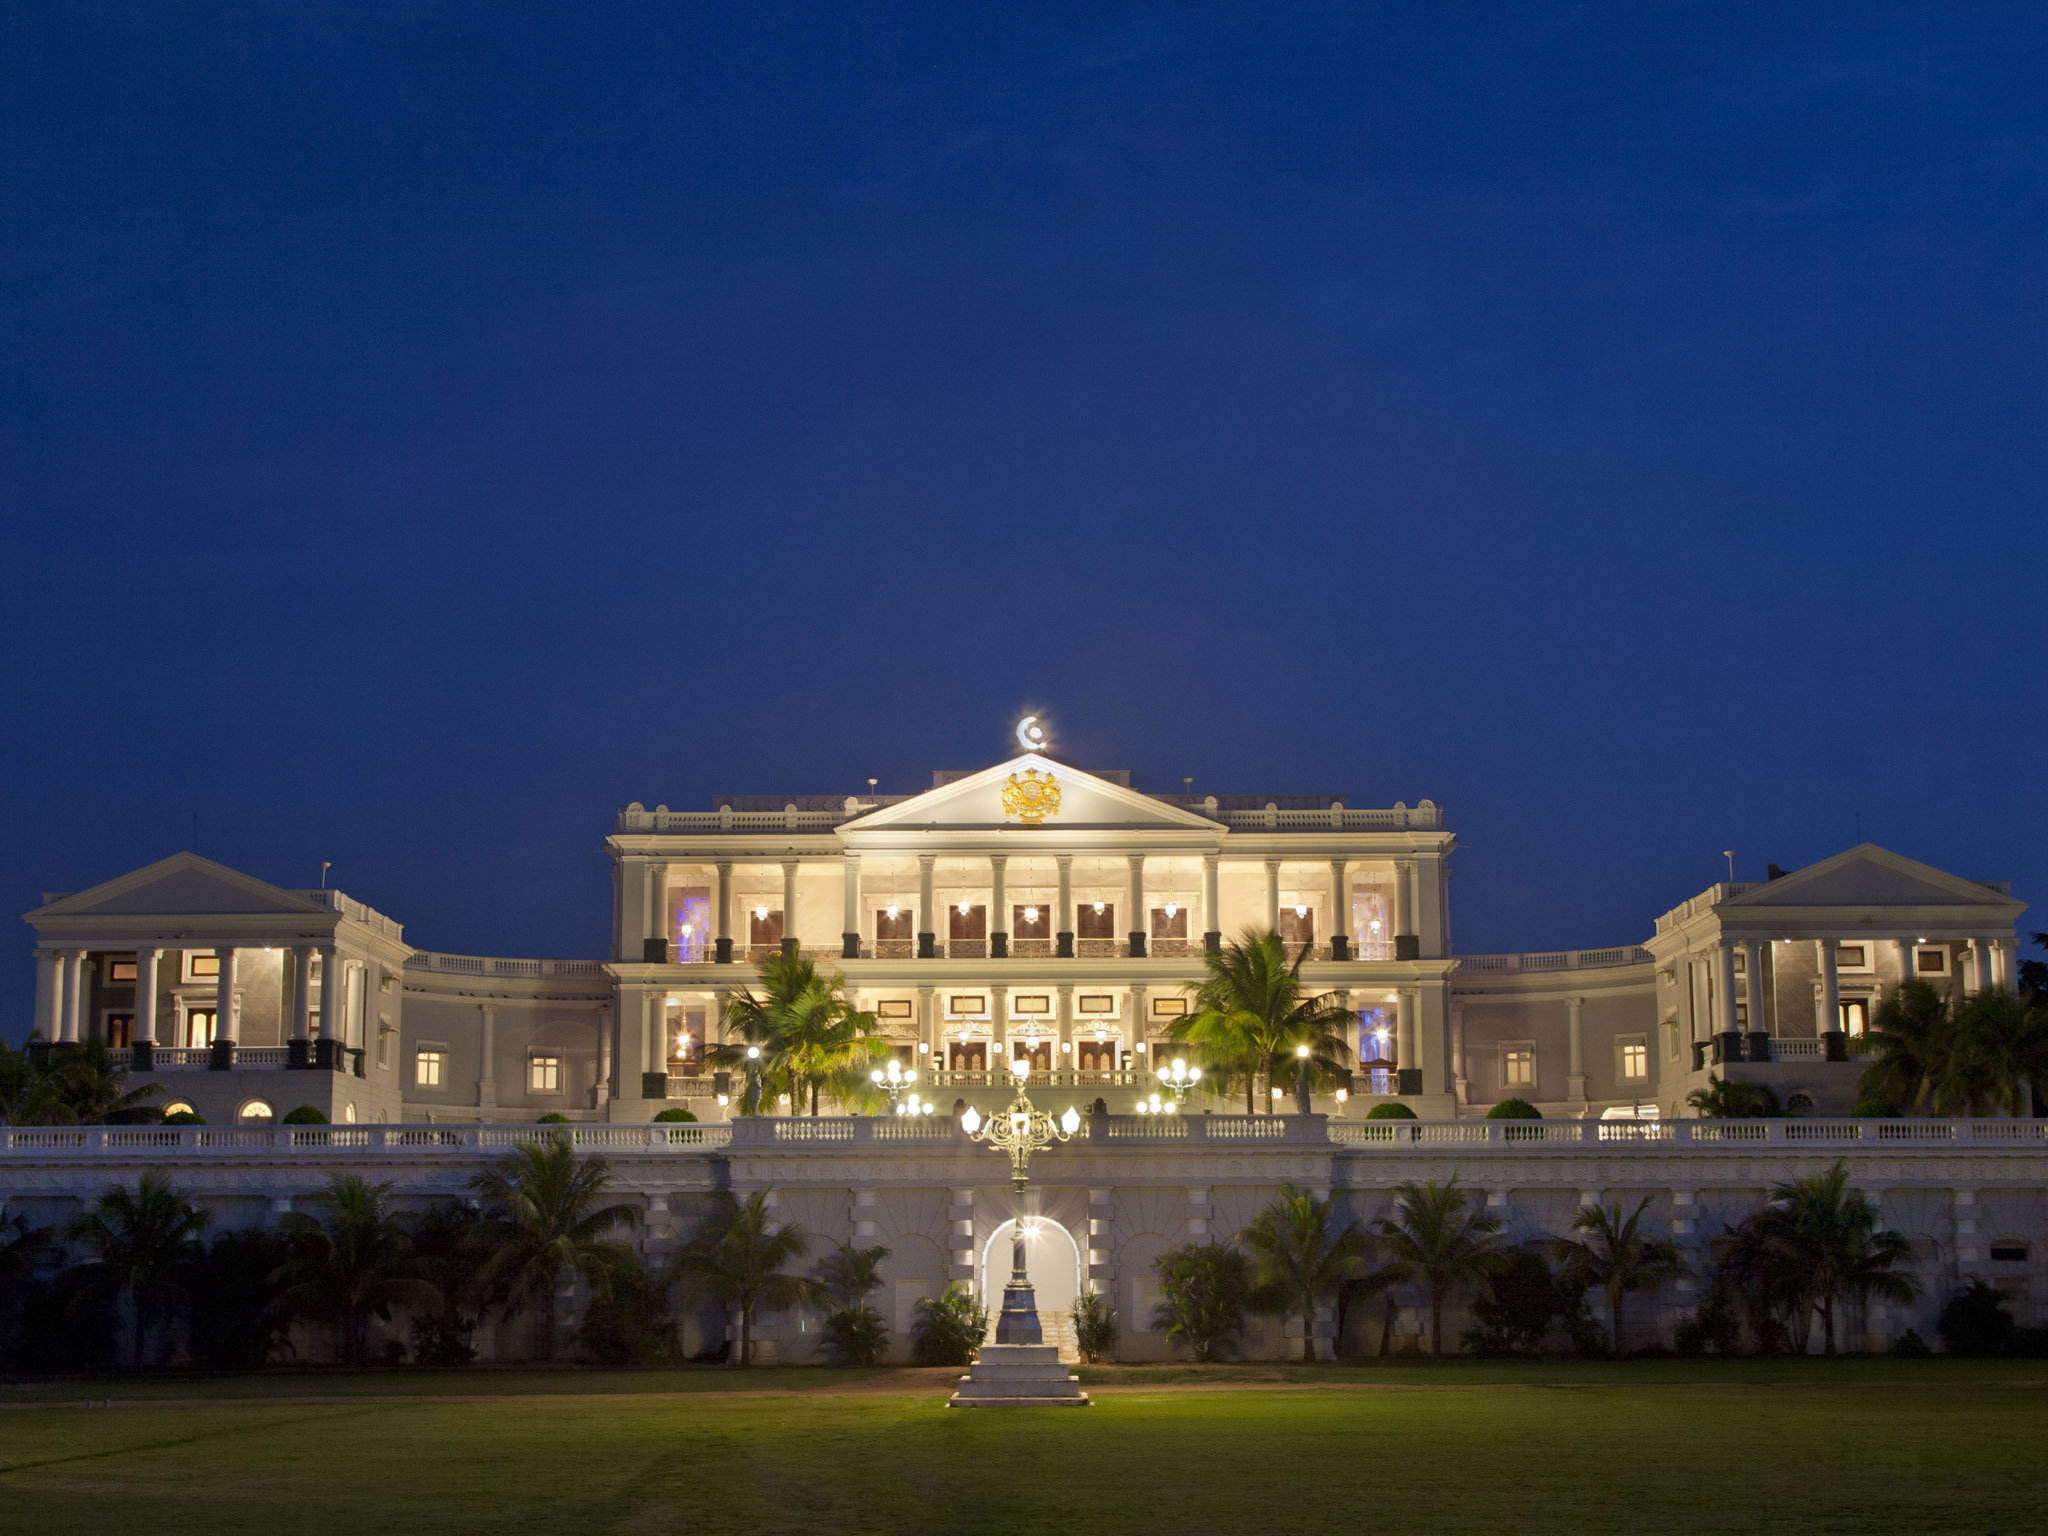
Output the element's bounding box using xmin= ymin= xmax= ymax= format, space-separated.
xmin=1001 ymin=768 xmax=1061 ymax=826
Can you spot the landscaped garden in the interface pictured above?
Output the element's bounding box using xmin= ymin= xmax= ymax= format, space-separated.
xmin=5 ymin=1360 xmax=2047 ymax=1535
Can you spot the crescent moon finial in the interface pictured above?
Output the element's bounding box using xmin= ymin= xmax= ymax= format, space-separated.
xmin=1016 ymin=715 xmax=1047 ymax=751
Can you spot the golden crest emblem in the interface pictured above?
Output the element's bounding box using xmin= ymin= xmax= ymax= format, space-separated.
xmin=1002 ymin=768 xmax=1061 ymax=826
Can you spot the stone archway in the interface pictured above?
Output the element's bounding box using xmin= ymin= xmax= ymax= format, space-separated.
xmin=979 ymin=1215 xmax=1084 ymax=1361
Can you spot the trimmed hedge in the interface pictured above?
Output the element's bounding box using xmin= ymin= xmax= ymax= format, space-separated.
xmin=653 ymin=1107 xmax=699 ymax=1123
xmin=1486 ymin=1098 xmax=1542 ymax=1120
xmin=1365 ymin=1102 xmax=1417 ymax=1120
xmin=280 ymin=1105 xmax=328 ymax=1125
xmin=537 ymin=1113 xmax=571 ymax=1124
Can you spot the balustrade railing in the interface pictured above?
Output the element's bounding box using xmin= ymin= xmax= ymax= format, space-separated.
xmin=0 ymin=1122 xmax=733 ymax=1154
xmin=405 ymin=951 xmax=610 ymax=979
xmin=1459 ymin=946 xmax=1656 ymax=974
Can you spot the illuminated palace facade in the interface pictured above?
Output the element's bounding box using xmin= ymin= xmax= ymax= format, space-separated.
xmin=15 ymin=749 xmax=2045 ymax=1360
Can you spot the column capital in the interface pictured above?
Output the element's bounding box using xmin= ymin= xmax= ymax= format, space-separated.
xmin=988 ymin=852 xmax=1008 ymax=871
xmin=1056 ymin=981 xmax=1074 ymax=996
xmin=918 ymin=852 xmax=937 ymax=871
xmin=781 ymin=858 xmax=800 ymax=875
xmin=1056 ymin=853 xmax=1073 ymax=869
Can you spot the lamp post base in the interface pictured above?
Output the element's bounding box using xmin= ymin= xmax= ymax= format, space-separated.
xmin=947 ymin=1344 xmax=1090 ymax=1407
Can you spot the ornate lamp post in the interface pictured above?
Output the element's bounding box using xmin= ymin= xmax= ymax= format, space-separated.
xmin=871 ymin=1057 xmax=927 ymax=1111
xmin=961 ymin=1057 xmax=1082 ymax=1345
xmin=1294 ymin=1042 xmax=1313 ymax=1114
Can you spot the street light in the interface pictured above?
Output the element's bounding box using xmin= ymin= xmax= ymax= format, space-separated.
xmin=871 ymin=1056 xmax=918 ymax=1109
xmin=744 ymin=1044 xmax=763 ymax=1115
xmin=1294 ymin=1042 xmax=1313 ymax=1114
xmin=963 ymin=1058 xmax=1080 ymax=1345
xmin=1153 ymin=1056 xmax=1201 ymax=1107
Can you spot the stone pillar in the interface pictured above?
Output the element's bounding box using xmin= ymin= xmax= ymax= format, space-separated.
xmin=33 ymin=950 xmax=60 ymax=1044
xmin=841 ymin=854 xmax=861 ymax=960
xmin=1203 ymin=853 xmax=1222 ymax=955
xmin=1973 ymin=936 xmax=1998 ymax=993
xmin=59 ymin=949 xmax=84 ymax=1043
xmin=1395 ymin=987 xmax=1420 ymax=1095
xmin=1056 ymin=855 xmax=1075 ymax=958
xmin=210 ymin=946 xmax=237 ymax=1069
xmin=1394 ymin=860 xmax=1418 ymax=960
xmin=1954 ymin=1188 xmax=1981 ymax=1274
xmin=918 ymin=985 xmax=937 ymax=1061
xmin=1566 ymin=995 xmax=1587 ymax=1105
xmin=1329 ymin=859 xmax=1350 ymax=959
xmin=1265 ymin=859 xmax=1281 ymax=934
xmin=318 ymin=946 xmax=342 ymax=1069
xmin=595 ymin=1004 xmax=613 ymax=1106
xmin=990 ymin=984 xmax=1008 ymax=1064
xmin=288 ymin=947 xmax=313 ymax=1067
xmin=648 ymin=994 xmax=669 ymax=1079
xmin=918 ymin=855 xmax=937 ymax=959
xmin=1818 ymin=939 xmax=1844 ymax=1059
xmin=989 ymin=854 xmax=1009 ymax=958
xmin=476 ymin=1003 xmax=497 ymax=1108
xmin=1745 ymin=940 xmax=1770 ymax=1059
xmin=1451 ymin=998 xmax=1468 ymax=1104
xmin=1129 ymin=984 xmax=1146 ymax=1072
xmin=1127 ymin=854 xmax=1147 ymax=957
xmin=644 ymin=863 xmax=669 ymax=962
xmin=1714 ymin=942 xmax=1740 ymax=1062
xmin=133 ymin=948 xmax=161 ymax=1055
xmin=1057 ymin=983 xmax=1074 ymax=1059
xmin=713 ymin=862 xmax=734 ymax=963
xmin=1895 ymin=937 xmax=1916 ymax=987
xmin=765 ymin=861 xmax=792 ymax=957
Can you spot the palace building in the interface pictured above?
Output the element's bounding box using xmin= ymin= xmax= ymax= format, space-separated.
xmin=11 ymin=747 xmax=2044 ymax=1361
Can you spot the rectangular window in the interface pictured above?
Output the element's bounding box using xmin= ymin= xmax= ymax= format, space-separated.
xmin=947 ymin=995 xmax=986 ymax=1017
xmin=1150 ymin=997 xmax=1188 ymax=1019
xmin=874 ymin=907 xmax=913 ymax=942
xmin=1915 ymin=947 xmax=1949 ymax=974
xmin=102 ymin=1012 xmax=134 ymax=1048
xmin=748 ymin=908 xmax=784 ymax=946
xmin=529 ymin=1055 xmax=562 ymax=1093
xmin=1012 ymin=905 xmax=1051 ymax=939
xmin=1012 ymin=994 xmax=1051 ymax=1016
xmin=1075 ymin=1039 xmax=1120 ymax=1071
xmin=185 ymin=1008 xmax=217 ymax=1048
xmin=1620 ymin=1040 xmax=1648 ymax=1080
xmin=948 ymin=904 xmax=986 ymax=941
xmin=1076 ymin=902 xmax=1116 ymax=939
xmin=1150 ymin=906 xmax=1189 ymax=939
xmin=1735 ymin=1002 xmax=1749 ymax=1029
xmin=1839 ymin=999 xmax=1869 ymax=1037
xmin=947 ymin=1040 xmax=988 ymax=1071
xmin=376 ymin=1025 xmax=390 ymax=1068
xmin=106 ymin=956 xmax=138 ymax=984
xmin=184 ymin=950 xmax=220 ymax=982
xmin=1835 ymin=944 xmax=1870 ymax=970
xmin=876 ymin=999 xmax=914 ymax=1020
xmin=416 ymin=1049 xmax=445 ymax=1088
xmin=670 ymin=889 xmax=711 ymax=961
xmin=1732 ymin=949 xmax=1747 ymax=975
xmin=1077 ymin=994 xmax=1116 ymax=1015
xmin=1503 ymin=1047 xmax=1535 ymax=1087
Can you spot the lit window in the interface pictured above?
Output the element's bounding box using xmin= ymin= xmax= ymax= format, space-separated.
xmin=1839 ymin=999 xmax=1869 ymax=1037
xmin=1504 ymin=1048 xmax=1535 ymax=1087
xmin=529 ymin=1055 xmax=562 ymax=1093
xmin=1915 ymin=947 xmax=1949 ymax=974
xmin=1621 ymin=1041 xmax=1648 ymax=1079
xmin=239 ymin=1100 xmax=274 ymax=1122
xmin=106 ymin=956 xmax=138 ymax=983
xmin=416 ymin=1049 xmax=445 ymax=1088
xmin=161 ymin=1100 xmax=195 ymax=1119
xmin=1835 ymin=944 xmax=1869 ymax=970
xmin=185 ymin=951 xmax=221 ymax=981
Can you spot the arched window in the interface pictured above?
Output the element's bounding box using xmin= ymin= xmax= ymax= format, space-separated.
xmin=161 ymin=1100 xmax=195 ymax=1119
xmin=238 ymin=1099 xmax=274 ymax=1123
xmin=343 ymin=1102 xmax=358 ymax=1124
xmin=1784 ymin=1092 xmax=1816 ymax=1115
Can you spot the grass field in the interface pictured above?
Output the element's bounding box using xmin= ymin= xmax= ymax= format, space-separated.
xmin=4 ymin=1361 xmax=2045 ymax=1535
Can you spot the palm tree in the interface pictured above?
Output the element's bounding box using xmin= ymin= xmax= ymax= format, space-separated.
xmin=1685 ymin=1074 xmax=1782 ymax=1119
xmin=0 ymin=1040 xmax=74 ymax=1126
xmin=711 ymin=954 xmax=892 ymax=1113
xmin=1758 ymin=1161 xmax=1919 ymax=1355
xmin=1170 ymin=930 xmax=1354 ymax=1113
xmin=470 ymin=1136 xmax=639 ymax=1361
xmin=1375 ymin=1176 xmax=1505 ymax=1355
xmin=51 ymin=1039 xmax=164 ymax=1125
xmin=0 ymin=1203 xmax=52 ymax=1358
xmin=1552 ymin=1198 xmax=1687 ymax=1356
xmin=68 ymin=1173 xmax=207 ymax=1368
xmin=272 ymin=1175 xmax=441 ymax=1368
xmin=816 ymin=1241 xmax=890 ymax=1310
xmin=670 ymin=1190 xmax=823 ymax=1365
xmin=1857 ymin=978 xmax=1957 ymax=1114
xmin=1241 ymin=1185 xmax=1374 ymax=1362
xmin=1947 ymin=986 xmax=2048 ymax=1118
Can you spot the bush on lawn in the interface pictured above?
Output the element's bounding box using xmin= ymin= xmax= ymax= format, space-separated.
xmin=910 ymin=1284 xmax=987 ymax=1366
xmin=652 ymin=1108 xmax=698 ymax=1122
xmin=1073 ymin=1288 xmax=1118 ymax=1363
xmin=1365 ymin=1102 xmax=1417 ymax=1120
xmin=280 ymin=1105 xmax=327 ymax=1125
xmin=1486 ymin=1098 xmax=1542 ymax=1120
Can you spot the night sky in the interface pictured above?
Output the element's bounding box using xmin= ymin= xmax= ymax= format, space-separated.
xmin=4 ymin=5 xmax=2044 ymax=1027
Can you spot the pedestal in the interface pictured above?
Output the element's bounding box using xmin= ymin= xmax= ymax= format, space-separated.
xmin=947 ymin=1344 xmax=1090 ymax=1407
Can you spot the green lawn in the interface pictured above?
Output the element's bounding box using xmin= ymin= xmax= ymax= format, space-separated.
xmin=3 ymin=1362 xmax=2044 ymax=1534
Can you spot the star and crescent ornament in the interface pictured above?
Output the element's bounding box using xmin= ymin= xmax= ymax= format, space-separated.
xmin=1002 ymin=766 xmax=1061 ymax=825
xmin=1015 ymin=715 xmax=1048 ymax=751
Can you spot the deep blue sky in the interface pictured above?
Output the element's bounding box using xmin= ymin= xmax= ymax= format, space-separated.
xmin=4 ymin=4 xmax=2044 ymax=1025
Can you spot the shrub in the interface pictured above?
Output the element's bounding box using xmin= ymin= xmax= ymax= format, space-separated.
xmin=1153 ymin=1242 xmax=1253 ymax=1363
xmin=1851 ymin=1100 xmax=1903 ymax=1119
xmin=1366 ymin=1102 xmax=1417 ymax=1121
xmin=910 ymin=1284 xmax=988 ymax=1366
xmin=1462 ymin=1248 xmax=1560 ymax=1357
xmin=163 ymin=1110 xmax=205 ymax=1125
xmin=1889 ymin=1328 xmax=1932 ymax=1358
xmin=410 ymin=1309 xmax=479 ymax=1367
xmin=1673 ymin=1287 xmax=1742 ymax=1358
xmin=280 ymin=1105 xmax=328 ymax=1125
xmin=576 ymin=1260 xmax=674 ymax=1366
xmin=1073 ymin=1288 xmax=1118 ymax=1363
xmin=652 ymin=1108 xmax=698 ymax=1123
xmin=1486 ymin=1098 xmax=1542 ymax=1121
xmin=189 ymin=1228 xmax=293 ymax=1370
xmin=820 ymin=1303 xmax=890 ymax=1365
xmin=1940 ymin=1278 xmax=2016 ymax=1356
xmin=537 ymin=1113 xmax=571 ymax=1124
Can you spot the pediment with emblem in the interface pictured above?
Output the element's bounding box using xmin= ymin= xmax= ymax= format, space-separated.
xmin=838 ymin=754 xmax=1218 ymax=834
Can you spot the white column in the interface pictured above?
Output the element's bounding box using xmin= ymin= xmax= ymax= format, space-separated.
xmin=1973 ymin=936 xmax=1998 ymax=993
xmin=1203 ymin=853 xmax=1221 ymax=951
xmin=1715 ymin=943 xmax=1738 ymax=1037
xmin=1058 ymin=983 xmax=1074 ymax=1056
xmin=1329 ymin=859 xmax=1348 ymax=958
xmin=1818 ymin=939 xmax=1840 ymax=1034
xmin=59 ymin=949 xmax=84 ymax=1043
xmin=781 ymin=861 xmax=800 ymax=954
xmin=1451 ymin=999 xmax=1469 ymax=1104
xmin=134 ymin=949 xmax=160 ymax=1045
xmin=1129 ymin=984 xmax=1146 ymax=1065
xmin=1745 ymin=940 xmax=1768 ymax=1041
xmin=215 ymin=947 xmax=238 ymax=1044
xmin=1566 ymin=994 xmax=1587 ymax=1103
xmin=319 ymin=945 xmax=342 ymax=1042
xmin=842 ymin=854 xmax=860 ymax=957
xmin=991 ymin=984 xmax=1008 ymax=1059
xmin=33 ymin=950 xmax=60 ymax=1043
xmin=1265 ymin=859 xmax=1282 ymax=933
xmin=1895 ymin=937 xmax=1916 ymax=987
xmin=290 ymin=947 xmax=313 ymax=1041
xmin=1394 ymin=860 xmax=1416 ymax=944
xmin=1056 ymin=855 xmax=1074 ymax=955
xmin=595 ymin=1004 xmax=612 ymax=1106
xmin=918 ymin=986 xmax=936 ymax=1060
xmin=647 ymin=862 xmax=668 ymax=953
xmin=989 ymin=854 xmax=1008 ymax=955
xmin=477 ymin=1003 xmax=497 ymax=1108
xmin=649 ymin=994 xmax=668 ymax=1076
xmin=1395 ymin=990 xmax=1415 ymax=1071
xmin=918 ymin=855 xmax=937 ymax=957
xmin=1127 ymin=853 xmax=1146 ymax=955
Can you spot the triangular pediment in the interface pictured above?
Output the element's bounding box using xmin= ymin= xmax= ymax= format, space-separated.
xmin=840 ymin=755 xmax=1217 ymax=832
xmin=25 ymin=853 xmax=328 ymax=920
xmin=1725 ymin=845 xmax=2018 ymax=911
